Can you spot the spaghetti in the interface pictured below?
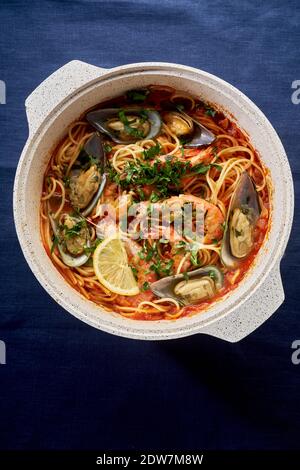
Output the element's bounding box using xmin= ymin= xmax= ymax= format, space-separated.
xmin=40 ymin=86 xmax=271 ymax=320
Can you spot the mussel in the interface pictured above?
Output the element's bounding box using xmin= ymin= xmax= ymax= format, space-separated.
xmin=151 ymin=266 xmax=223 ymax=306
xmin=49 ymin=213 xmax=91 ymax=267
xmin=69 ymin=133 xmax=107 ymax=217
xmin=221 ymin=171 xmax=260 ymax=269
xmin=86 ymin=107 xmax=162 ymax=144
xmin=163 ymin=109 xmax=215 ymax=147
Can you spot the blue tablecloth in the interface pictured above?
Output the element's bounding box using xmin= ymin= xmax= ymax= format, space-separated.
xmin=0 ymin=0 xmax=300 ymax=450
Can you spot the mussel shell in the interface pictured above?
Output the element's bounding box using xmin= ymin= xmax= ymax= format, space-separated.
xmin=86 ymin=108 xmax=162 ymax=144
xmin=184 ymin=122 xmax=215 ymax=147
xmin=173 ymin=109 xmax=215 ymax=147
xmin=221 ymin=171 xmax=260 ymax=269
xmin=151 ymin=266 xmax=223 ymax=306
xmin=69 ymin=133 xmax=106 ymax=217
xmin=49 ymin=214 xmax=91 ymax=268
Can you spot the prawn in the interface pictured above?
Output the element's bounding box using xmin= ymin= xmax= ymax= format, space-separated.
xmin=165 ymin=194 xmax=224 ymax=244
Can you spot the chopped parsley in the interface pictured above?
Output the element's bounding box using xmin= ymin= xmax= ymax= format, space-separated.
xmin=205 ymin=105 xmax=216 ymax=117
xmin=126 ymin=89 xmax=149 ymax=102
xmin=136 ymin=187 xmax=146 ymax=201
xmin=109 ymin=158 xmax=193 ymax=199
xmin=211 ymin=163 xmax=222 ymax=171
xmin=190 ymin=249 xmax=199 ymax=267
xmin=63 ymin=176 xmax=70 ymax=188
xmin=51 ymin=235 xmax=59 ymax=254
xmin=83 ymin=238 xmax=102 ymax=255
xmin=142 ymin=281 xmax=150 ymax=291
xmin=61 ymin=219 xmax=87 ymax=239
xmin=212 ymin=146 xmax=218 ymax=158
xmin=139 ymin=242 xmax=174 ymax=278
xmin=130 ymin=266 xmax=138 ymax=280
xmin=154 ymin=258 xmax=174 ymax=277
xmin=179 ymin=137 xmax=191 ymax=146
xmin=118 ymin=109 xmax=145 ymax=139
xmin=107 ymin=157 xmax=222 ymax=201
xmin=150 ymin=191 xmax=160 ymax=203
xmin=104 ymin=144 xmax=112 ymax=153
xmin=191 ymin=164 xmax=211 ymax=175
xmin=143 ymin=142 xmax=161 ymax=160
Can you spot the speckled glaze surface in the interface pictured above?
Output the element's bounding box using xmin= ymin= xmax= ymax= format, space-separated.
xmin=13 ymin=61 xmax=294 ymax=341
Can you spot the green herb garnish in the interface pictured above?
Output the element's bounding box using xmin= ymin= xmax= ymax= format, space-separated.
xmin=63 ymin=176 xmax=70 ymax=188
xmin=111 ymin=158 xmax=193 ymax=199
xmin=190 ymin=249 xmax=199 ymax=266
xmin=126 ymin=89 xmax=149 ymax=102
xmin=130 ymin=266 xmax=138 ymax=280
xmin=211 ymin=163 xmax=222 ymax=171
xmin=118 ymin=109 xmax=145 ymax=139
xmin=212 ymin=146 xmax=218 ymax=158
xmin=143 ymin=142 xmax=161 ymax=160
xmin=63 ymin=219 xmax=87 ymax=239
xmin=83 ymin=238 xmax=102 ymax=255
xmin=142 ymin=281 xmax=150 ymax=291
xmin=192 ymin=164 xmax=211 ymax=175
xmin=205 ymin=106 xmax=216 ymax=117
xmin=104 ymin=144 xmax=112 ymax=153
xmin=51 ymin=235 xmax=59 ymax=254
xmin=179 ymin=137 xmax=191 ymax=146
xmin=150 ymin=192 xmax=160 ymax=203
xmin=136 ymin=187 xmax=146 ymax=201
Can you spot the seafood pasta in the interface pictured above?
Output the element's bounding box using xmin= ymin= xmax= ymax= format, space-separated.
xmin=40 ymin=86 xmax=271 ymax=320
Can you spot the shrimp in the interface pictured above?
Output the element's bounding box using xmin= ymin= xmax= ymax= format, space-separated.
xmin=165 ymin=194 xmax=224 ymax=243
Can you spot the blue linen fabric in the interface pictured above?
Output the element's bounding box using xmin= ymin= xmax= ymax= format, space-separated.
xmin=0 ymin=0 xmax=300 ymax=450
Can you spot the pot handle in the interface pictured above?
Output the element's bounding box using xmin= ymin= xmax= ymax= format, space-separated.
xmin=25 ymin=60 xmax=107 ymax=136
xmin=200 ymin=262 xmax=284 ymax=342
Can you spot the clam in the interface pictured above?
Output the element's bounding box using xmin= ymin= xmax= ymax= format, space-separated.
xmin=151 ymin=266 xmax=223 ymax=306
xmin=221 ymin=171 xmax=260 ymax=269
xmin=163 ymin=109 xmax=215 ymax=147
xmin=69 ymin=133 xmax=107 ymax=217
xmin=86 ymin=107 xmax=162 ymax=144
xmin=49 ymin=213 xmax=91 ymax=267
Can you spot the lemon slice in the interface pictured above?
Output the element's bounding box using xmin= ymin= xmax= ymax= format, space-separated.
xmin=93 ymin=236 xmax=139 ymax=296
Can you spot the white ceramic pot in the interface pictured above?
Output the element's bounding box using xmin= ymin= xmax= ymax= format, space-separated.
xmin=14 ymin=61 xmax=294 ymax=341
